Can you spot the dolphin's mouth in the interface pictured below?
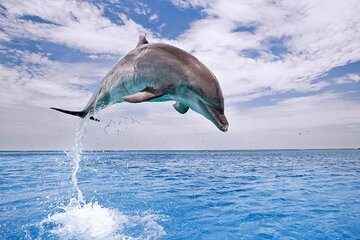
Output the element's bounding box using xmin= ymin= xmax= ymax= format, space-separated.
xmin=206 ymin=105 xmax=229 ymax=132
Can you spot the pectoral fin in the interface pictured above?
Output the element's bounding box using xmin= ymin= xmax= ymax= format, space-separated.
xmin=123 ymin=87 xmax=164 ymax=103
xmin=173 ymin=102 xmax=189 ymax=114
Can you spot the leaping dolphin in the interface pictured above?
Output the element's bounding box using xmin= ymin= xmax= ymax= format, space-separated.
xmin=51 ymin=36 xmax=229 ymax=132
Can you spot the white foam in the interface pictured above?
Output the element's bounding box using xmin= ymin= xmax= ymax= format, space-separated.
xmin=40 ymin=200 xmax=165 ymax=240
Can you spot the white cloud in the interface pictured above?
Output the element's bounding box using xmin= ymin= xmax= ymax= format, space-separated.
xmin=149 ymin=14 xmax=158 ymax=22
xmin=0 ymin=0 xmax=152 ymax=54
xmin=157 ymin=23 xmax=166 ymax=32
xmin=0 ymin=31 xmax=10 ymax=41
xmin=170 ymin=0 xmax=208 ymax=9
xmin=333 ymin=73 xmax=360 ymax=84
xmin=134 ymin=2 xmax=151 ymax=16
xmin=232 ymin=93 xmax=360 ymax=131
xmin=0 ymin=49 xmax=109 ymax=109
xmin=172 ymin=0 xmax=360 ymax=99
xmin=2 ymin=0 xmax=358 ymax=99
xmin=226 ymin=92 xmax=360 ymax=149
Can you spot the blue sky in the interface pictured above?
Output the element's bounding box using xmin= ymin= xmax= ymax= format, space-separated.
xmin=0 ymin=0 xmax=359 ymax=150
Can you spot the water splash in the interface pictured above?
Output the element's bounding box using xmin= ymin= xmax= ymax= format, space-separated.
xmin=39 ymin=117 xmax=165 ymax=239
xmin=67 ymin=117 xmax=88 ymax=205
xmin=40 ymin=201 xmax=165 ymax=240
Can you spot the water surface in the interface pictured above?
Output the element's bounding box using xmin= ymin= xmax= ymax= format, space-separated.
xmin=1 ymin=150 xmax=359 ymax=239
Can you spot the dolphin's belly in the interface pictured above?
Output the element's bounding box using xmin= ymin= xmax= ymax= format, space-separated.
xmin=97 ymin=75 xmax=174 ymax=107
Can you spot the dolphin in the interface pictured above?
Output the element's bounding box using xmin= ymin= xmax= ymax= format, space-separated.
xmin=51 ymin=36 xmax=229 ymax=132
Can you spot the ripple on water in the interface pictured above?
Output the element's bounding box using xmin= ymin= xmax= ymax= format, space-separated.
xmin=1 ymin=150 xmax=360 ymax=239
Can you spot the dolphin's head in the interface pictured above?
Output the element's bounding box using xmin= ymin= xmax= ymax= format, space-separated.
xmin=194 ymin=87 xmax=229 ymax=132
xmin=180 ymin=67 xmax=229 ymax=132
xmin=150 ymin=43 xmax=229 ymax=131
xmin=197 ymin=98 xmax=229 ymax=132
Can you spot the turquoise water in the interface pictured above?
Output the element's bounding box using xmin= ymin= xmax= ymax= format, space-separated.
xmin=1 ymin=150 xmax=360 ymax=239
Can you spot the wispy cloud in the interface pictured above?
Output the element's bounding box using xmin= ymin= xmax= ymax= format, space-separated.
xmin=0 ymin=0 xmax=152 ymax=54
xmin=170 ymin=0 xmax=207 ymax=9
xmin=149 ymin=14 xmax=159 ymax=22
xmin=172 ymin=0 xmax=360 ymax=99
xmin=0 ymin=31 xmax=10 ymax=41
xmin=333 ymin=73 xmax=360 ymax=84
xmin=0 ymin=48 xmax=107 ymax=109
xmin=133 ymin=1 xmax=152 ymax=16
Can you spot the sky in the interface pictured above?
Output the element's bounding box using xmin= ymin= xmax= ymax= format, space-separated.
xmin=0 ymin=0 xmax=359 ymax=150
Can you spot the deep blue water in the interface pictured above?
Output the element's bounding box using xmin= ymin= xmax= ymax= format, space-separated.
xmin=1 ymin=150 xmax=360 ymax=239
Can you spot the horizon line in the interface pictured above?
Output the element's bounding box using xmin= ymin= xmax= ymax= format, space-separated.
xmin=0 ymin=148 xmax=359 ymax=152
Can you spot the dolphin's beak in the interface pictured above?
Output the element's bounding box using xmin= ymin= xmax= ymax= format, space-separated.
xmin=206 ymin=106 xmax=229 ymax=132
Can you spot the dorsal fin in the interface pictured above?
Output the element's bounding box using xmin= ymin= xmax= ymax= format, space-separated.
xmin=136 ymin=35 xmax=149 ymax=47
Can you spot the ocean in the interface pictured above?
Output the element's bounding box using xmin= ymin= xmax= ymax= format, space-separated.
xmin=1 ymin=149 xmax=359 ymax=239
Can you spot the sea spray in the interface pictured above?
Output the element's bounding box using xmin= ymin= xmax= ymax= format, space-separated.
xmin=39 ymin=117 xmax=166 ymax=239
xmin=67 ymin=117 xmax=89 ymax=205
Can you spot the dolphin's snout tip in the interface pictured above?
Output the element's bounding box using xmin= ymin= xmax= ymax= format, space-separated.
xmin=210 ymin=110 xmax=228 ymax=132
xmin=220 ymin=124 xmax=228 ymax=132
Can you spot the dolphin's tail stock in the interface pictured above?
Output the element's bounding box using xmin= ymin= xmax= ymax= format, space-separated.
xmin=50 ymin=107 xmax=100 ymax=122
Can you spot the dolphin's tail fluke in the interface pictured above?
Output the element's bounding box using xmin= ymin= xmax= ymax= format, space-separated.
xmin=50 ymin=107 xmax=100 ymax=122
